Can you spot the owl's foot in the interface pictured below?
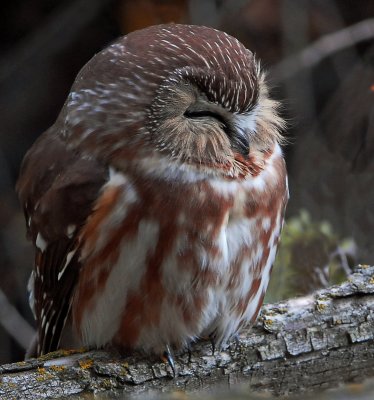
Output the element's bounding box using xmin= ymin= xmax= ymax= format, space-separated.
xmin=161 ymin=345 xmax=176 ymax=378
xmin=186 ymin=343 xmax=192 ymax=363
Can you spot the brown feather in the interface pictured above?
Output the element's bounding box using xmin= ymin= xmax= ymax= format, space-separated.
xmin=17 ymin=131 xmax=107 ymax=356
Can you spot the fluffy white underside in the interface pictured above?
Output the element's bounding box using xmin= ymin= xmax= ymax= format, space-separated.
xmin=78 ymin=144 xmax=284 ymax=352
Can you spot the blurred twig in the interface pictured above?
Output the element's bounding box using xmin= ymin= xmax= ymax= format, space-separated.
xmin=271 ymin=18 xmax=374 ymax=81
xmin=281 ymin=0 xmax=316 ymax=125
xmin=322 ymin=0 xmax=360 ymax=80
xmin=0 ymin=289 xmax=35 ymax=350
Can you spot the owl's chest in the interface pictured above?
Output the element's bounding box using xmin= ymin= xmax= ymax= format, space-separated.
xmin=139 ymin=180 xmax=267 ymax=286
xmin=75 ymin=173 xmax=281 ymax=349
xmin=81 ymin=176 xmax=266 ymax=281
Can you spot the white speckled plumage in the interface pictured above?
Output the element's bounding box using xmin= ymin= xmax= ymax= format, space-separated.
xmin=17 ymin=24 xmax=288 ymax=359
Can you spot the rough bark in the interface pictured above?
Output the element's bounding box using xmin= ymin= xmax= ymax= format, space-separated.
xmin=1 ymin=265 xmax=374 ymax=399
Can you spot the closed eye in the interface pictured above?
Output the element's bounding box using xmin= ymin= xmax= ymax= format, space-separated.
xmin=184 ymin=110 xmax=227 ymax=126
xmin=184 ymin=108 xmax=249 ymax=156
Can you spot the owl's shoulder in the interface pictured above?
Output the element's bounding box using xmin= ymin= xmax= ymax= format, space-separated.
xmin=16 ymin=129 xmax=108 ymax=244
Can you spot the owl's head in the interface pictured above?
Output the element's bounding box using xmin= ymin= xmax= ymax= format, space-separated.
xmin=62 ymin=24 xmax=284 ymax=179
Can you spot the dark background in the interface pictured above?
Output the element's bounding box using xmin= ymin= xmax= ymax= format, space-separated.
xmin=0 ymin=0 xmax=373 ymax=364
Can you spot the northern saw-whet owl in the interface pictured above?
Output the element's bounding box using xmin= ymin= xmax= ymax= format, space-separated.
xmin=17 ymin=24 xmax=288 ymax=362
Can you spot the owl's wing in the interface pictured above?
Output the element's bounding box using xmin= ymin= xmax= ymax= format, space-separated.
xmin=17 ymin=130 xmax=107 ymax=356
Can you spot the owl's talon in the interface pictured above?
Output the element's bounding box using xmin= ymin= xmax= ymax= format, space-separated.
xmin=186 ymin=344 xmax=192 ymax=363
xmin=209 ymin=333 xmax=216 ymax=355
xmin=162 ymin=345 xmax=177 ymax=377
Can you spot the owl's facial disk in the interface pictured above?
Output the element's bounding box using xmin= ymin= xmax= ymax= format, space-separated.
xmin=148 ymin=79 xmax=259 ymax=172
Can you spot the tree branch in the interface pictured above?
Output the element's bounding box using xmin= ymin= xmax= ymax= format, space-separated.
xmin=271 ymin=18 xmax=374 ymax=81
xmin=1 ymin=265 xmax=374 ymax=399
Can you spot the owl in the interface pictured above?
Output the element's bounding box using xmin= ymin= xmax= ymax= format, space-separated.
xmin=17 ymin=24 xmax=288 ymax=364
